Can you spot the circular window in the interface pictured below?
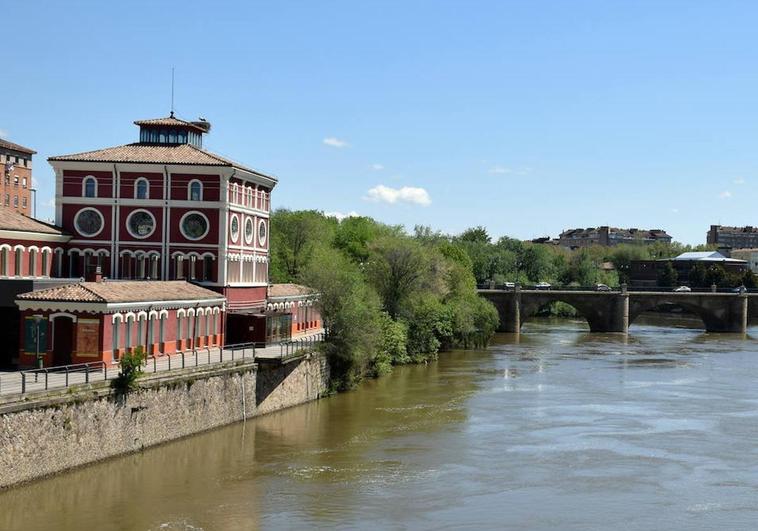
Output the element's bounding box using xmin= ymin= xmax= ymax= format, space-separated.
xmin=126 ymin=210 xmax=156 ymax=239
xmin=181 ymin=212 xmax=209 ymax=240
xmin=230 ymin=215 xmax=240 ymax=243
xmin=258 ymin=219 xmax=267 ymax=245
xmin=244 ymin=218 xmax=254 ymax=245
xmin=74 ymin=208 xmax=104 ymax=237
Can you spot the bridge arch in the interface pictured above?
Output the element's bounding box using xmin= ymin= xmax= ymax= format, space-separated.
xmin=628 ymin=297 xmax=728 ymax=332
xmin=519 ymin=293 xmax=616 ymax=333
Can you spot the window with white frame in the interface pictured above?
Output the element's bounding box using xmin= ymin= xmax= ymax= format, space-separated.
xmin=135 ymin=178 xmax=149 ymax=199
xmin=83 ymin=176 xmax=97 ymax=198
xmin=189 ymin=180 xmax=202 ymax=201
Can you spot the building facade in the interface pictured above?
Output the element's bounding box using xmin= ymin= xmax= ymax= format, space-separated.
xmin=558 ymin=226 xmax=672 ymax=249
xmin=629 ymin=251 xmax=748 ymax=287
xmin=16 ymin=279 xmax=225 ymax=366
xmin=1 ymin=139 xmax=35 ymax=216
xmin=706 ymin=225 xmax=758 ymax=249
xmin=1 ymin=113 xmax=322 ymax=368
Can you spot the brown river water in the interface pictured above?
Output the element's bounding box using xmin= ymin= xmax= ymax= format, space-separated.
xmin=3 ymin=315 xmax=758 ymax=530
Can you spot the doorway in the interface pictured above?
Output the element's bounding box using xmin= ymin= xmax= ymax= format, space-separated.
xmin=52 ymin=316 xmax=74 ymax=366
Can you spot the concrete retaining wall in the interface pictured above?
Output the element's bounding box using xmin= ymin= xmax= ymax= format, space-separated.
xmin=0 ymin=353 xmax=329 ymax=489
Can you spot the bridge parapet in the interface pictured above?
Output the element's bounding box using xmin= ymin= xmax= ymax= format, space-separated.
xmin=478 ymin=288 xmax=752 ymax=334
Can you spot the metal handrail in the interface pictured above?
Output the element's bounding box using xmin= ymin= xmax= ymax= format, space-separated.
xmin=20 ymin=361 xmax=107 ymax=394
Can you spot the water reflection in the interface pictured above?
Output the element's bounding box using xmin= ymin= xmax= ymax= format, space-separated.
xmin=3 ymin=318 xmax=758 ymax=530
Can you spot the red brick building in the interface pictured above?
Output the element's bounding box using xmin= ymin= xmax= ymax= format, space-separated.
xmin=1 ymin=138 xmax=35 ymax=216
xmin=4 ymin=113 xmax=321 ymax=367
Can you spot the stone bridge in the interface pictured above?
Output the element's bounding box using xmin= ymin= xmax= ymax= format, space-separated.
xmin=479 ymin=287 xmax=758 ymax=334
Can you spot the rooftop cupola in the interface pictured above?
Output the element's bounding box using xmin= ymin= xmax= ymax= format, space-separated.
xmin=135 ymin=113 xmax=211 ymax=148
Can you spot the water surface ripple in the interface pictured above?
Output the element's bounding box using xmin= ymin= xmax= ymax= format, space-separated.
xmin=3 ymin=316 xmax=758 ymax=530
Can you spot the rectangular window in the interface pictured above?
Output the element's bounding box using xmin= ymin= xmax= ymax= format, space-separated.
xmin=22 ymin=197 xmax=27 ymax=208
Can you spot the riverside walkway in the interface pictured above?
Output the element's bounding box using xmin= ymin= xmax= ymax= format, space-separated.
xmin=0 ymin=331 xmax=324 ymax=397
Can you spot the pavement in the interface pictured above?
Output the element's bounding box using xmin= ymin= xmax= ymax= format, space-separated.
xmin=0 ymin=330 xmax=324 ymax=397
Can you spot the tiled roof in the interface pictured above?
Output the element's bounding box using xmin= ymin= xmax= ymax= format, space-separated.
xmin=0 ymin=208 xmax=68 ymax=236
xmin=268 ymin=283 xmax=315 ymax=298
xmin=18 ymin=280 xmax=225 ymax=304
xmin=48 ymin=143 xmax=276 ymax=181
xmin=0 ymin=138 xmax=36 ymax=155
xmin=133 ymin=116 xmax=208 ymax=133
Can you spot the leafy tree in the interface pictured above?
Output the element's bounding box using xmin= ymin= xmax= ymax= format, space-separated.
xmin=373 ymin=313 xmax=409 ymax=375
xmin=301 ymin=247 xmax=381 ymax=389
xmin=657 ymin=262 xmax=678 ymax=287
xmin=742 ymin=271 xmax=757 ymax=289
xmin=688 ymin=263 xmax=708 ymax=287
xmin=457 ymin=226 xmax=491 ymax=244
xmin=366 ymin=236 xmax=436 ymax=319
xmin=269 ymin=209 xmax=336 ymax=282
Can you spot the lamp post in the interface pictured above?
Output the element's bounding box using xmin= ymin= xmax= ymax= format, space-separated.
xmin=33 ymin=314 xmax=43 ymax=370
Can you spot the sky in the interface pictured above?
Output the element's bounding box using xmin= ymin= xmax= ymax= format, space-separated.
xmin=3 ymin=0 xmax=758 ymax=245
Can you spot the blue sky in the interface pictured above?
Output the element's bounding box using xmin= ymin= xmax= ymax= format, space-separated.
xmin=3 ymin=0 xmax=758 ymax=244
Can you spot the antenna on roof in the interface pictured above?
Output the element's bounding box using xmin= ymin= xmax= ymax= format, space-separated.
xmin=170 ymin=67 xmax=175 ymax=118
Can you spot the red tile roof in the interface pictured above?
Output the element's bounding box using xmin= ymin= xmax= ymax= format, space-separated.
xmin=133 ymin=116 xmax=208 ymax=133
xmin=0 ymin=208 xmax=68 ymax=236
xmin=48 ymin=143 xmax=276 ymax=181
xmin=0 ymin=138 xmax=36 ymax=155
xmin=268 ymin=283 xmax=315 ymax=299
xmin=18 ymin=280 xmax=225 ymax=304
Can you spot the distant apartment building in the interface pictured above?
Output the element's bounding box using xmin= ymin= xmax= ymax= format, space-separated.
xmin=729 ymin=248 xmax=758 ymax=273
xmin=706 ymin=225 xmax=758 ymax=250
xmin=558 ymin=226 xmax=672 ymax=249
xmin=0 ymin=139 xmax=35 ymax=216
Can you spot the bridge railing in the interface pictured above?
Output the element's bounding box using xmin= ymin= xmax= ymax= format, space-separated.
xmin=477 ymin=283 xmax=758 ymax=294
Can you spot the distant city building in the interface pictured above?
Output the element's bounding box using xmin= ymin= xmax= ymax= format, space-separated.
xmin=1 ymin=138 xmax=35 ymax=216
xmin=706 ymin=225 xmax=758 ymax=249
xmin=729 ymin=248 xmax=758 ymax=274
xmin=629 ymin=251 xmax=747 ymax=287
xmin=558 ymin=226 xmax=672 ymax=249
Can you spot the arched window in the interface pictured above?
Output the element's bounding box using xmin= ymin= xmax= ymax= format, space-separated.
xmin=28 ymin=249 xmax=37 ymax=277
xmin=135 ymin=178 xmax=149 ymax=199
xmin=83 ymin=176 xmax=97 ymax=198
xmin=14 ymin=248 xmax=22 ymax=276
xmin=189 ymin=180 xmax=202 ymax=201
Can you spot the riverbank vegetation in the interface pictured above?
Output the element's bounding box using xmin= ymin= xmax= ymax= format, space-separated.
xmin=269 ymin=211 xmax=499 ymax=389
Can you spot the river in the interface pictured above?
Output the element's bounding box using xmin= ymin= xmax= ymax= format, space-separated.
xmin=3 ymin=316 xmax=758 ymax=530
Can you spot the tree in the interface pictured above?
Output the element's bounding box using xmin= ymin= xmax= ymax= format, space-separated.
xmin=457 ymin=226 xmax=491 ymax=244
xmin=365 ymin=236 xmax=436 ymax=319
xmin=657 ymin=262 xmax=678 ymax=287
xmin=269 ymin=210 xmax=336 ymax=282
xmin=301 ymin=247 xmax=381 ymax=389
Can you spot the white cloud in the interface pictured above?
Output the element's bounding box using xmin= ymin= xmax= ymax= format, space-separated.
xmin=734 ymin=177 xmax=746 ymax=185
xmin=364 ymin=185 xmax=431 ymax=206
xmin=323 ymin=137 xmax=349 ymax=148
xmin=371 ymin=163 xmax=384 ymax=171
xmin=488 ymin=165 xmax=532 ymax=175
xmin=0 ymin=128 xmax=8 ymax=139
xmin=719 ymin=190 xmax=732 ymax=199
xmin=325 ymin=210 xmax=360 ymax=221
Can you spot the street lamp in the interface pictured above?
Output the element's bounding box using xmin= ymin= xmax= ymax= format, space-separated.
xmin=32 ymin=314 xmax=43 ymax=370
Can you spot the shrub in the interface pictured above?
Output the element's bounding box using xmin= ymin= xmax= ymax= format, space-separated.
xmin=112 ymin=347 xmax=146 ymax=393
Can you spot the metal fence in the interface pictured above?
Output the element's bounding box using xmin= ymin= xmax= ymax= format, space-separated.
xmin=279 ymin=333 xmax=325 ymax=361
xmin=0 ymin=334 xmax=326 ymax=397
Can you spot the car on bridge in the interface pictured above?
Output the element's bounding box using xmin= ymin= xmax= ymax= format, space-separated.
xmin=503 ymin=282 xmax=515 ymax=288
xmin=674 ymin=286 xmax=692 ymax=292
xmin=595 ymin=283 xmax=612 ymax=291
xmin=535 ymin=282 xmax=552 ymax=290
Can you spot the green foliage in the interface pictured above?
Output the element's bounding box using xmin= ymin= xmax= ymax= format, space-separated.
xmin=373 ymin=313 xmax=409 ymax=376
xmin=656 ymin=262 xmax=678 ymax=287
xmin=301 ymin=247 xmax=380 ymax=390
xmin=112 ymin=347 xmax=146 ymax=393
xmin=269 ymin=209 xmax=336 ymax=282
